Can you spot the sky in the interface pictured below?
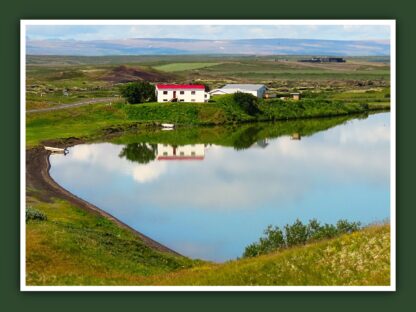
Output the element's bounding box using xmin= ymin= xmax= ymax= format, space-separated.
xmin=26 ymin=24 xmax=391 ymax=41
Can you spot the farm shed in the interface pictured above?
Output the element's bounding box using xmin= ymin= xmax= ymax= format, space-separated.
xmin=290 ymin=92 xmax=301 ymax=100
xmin=209 ymin=84 xmax=267 ymax=98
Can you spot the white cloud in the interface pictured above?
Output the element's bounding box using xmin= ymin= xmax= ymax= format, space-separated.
xmin=53 ymin=143 xmax=167 ymax=184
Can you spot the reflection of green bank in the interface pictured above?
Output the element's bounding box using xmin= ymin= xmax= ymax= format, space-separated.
xmin=113 ymin=113 xmax=369 ymax=151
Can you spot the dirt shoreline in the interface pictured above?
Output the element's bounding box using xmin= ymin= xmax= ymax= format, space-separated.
xmin=26 ymin=138 xmax=182 ymax=257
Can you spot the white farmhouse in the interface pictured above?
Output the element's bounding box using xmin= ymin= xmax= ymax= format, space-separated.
xmin=155 ymin=84 xmax=210 ymax=103
xmin=209 ymin=84 xmax=267 ymax=98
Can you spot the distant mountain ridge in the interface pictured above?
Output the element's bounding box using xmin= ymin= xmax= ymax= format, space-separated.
xmin=26 ymin=37 xmax=390 ymax=56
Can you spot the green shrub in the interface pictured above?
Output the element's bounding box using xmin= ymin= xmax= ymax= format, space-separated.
xmin=26 ymin=207 xmax=47 ymax=222
xmin=243 ymin=218 xmax=362 ymax=258
xmin=336 ymin=219 xmax=361 ymax=233
xmin=285 ymin=219 xmax=309 ymax=246
xmin=233 ymin=92 xmax=260 ymax=116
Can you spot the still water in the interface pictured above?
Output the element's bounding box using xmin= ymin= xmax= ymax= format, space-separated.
xmin=49 ymin=113 xmax=390 ymax=262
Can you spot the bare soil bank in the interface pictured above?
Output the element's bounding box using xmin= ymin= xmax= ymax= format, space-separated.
xmin=25 ymin=137 xmax=182 ymax=256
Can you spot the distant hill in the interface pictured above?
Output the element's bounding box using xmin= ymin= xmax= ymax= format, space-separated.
xmin=26 ymin=37 xmax=390 ymax=56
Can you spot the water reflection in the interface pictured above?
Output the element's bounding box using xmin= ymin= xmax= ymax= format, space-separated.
xmin=119 ymin=143 xmax=157 ymax=164
xmin=49 ymin=113 xmax=390 ymax=262
xmin=156 ymin=144 xmax=207 ymax=161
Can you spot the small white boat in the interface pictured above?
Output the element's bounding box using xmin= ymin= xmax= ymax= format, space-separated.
xmin=44 ymin=146 xmax=69 ymax=154
xmin=161 ymin=123 xmax=175 ymax=129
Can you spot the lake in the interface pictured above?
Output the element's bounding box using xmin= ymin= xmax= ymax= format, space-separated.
xmin=49 ymin=112 xmax=391 ymax=262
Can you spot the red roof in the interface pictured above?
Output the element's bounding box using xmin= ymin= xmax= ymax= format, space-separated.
xmin=157 ymin=156 xmax=204 ymax=161
xmin=156 ymin=84 xmax=205 ymax=90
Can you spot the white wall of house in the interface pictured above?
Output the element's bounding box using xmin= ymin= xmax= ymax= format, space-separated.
xmin=157 ymin=144 xmax=205 ymax=159
xmin=156 ymin=89 xmax=209 ymax=103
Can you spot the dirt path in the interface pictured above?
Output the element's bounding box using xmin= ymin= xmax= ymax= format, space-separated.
xmin=26 ymin=140 xmax=182 ymax=256
xmin=26 ymin=97 xmax=119 ymax=113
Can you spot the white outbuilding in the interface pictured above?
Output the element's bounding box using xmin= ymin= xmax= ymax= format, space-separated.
xmin=155 ymin=84 xmax=210 ymax=103
xmin=209 ymin=84 xmax=267 ymax=98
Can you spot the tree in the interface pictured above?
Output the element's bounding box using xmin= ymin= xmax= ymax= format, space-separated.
xmin=233 ymin=92 xmax=261 ymax=116
xmin=202 ymin=83 xmax=210 ymax=92
xmin=119 ymin=81 xmax=156 ymax=104
xmin=119 ymin=143 xmax=157 ymax=164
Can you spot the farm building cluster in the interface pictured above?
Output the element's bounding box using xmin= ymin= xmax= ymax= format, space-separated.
xmin=298 ymin=57 xmax=346 ymax=63
xmin=155 ymin=83 xmax=300 ymax=103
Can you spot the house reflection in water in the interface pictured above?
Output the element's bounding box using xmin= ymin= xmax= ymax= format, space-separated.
xmin=157 ymin=144 xmax=207 ymax=161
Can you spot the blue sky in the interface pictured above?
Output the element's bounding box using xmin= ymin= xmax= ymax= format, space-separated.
xmin=26 ymin=24 xmax=391 ymax=41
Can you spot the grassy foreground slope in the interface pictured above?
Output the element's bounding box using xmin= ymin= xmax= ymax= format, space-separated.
xmin=141 ymin=225 xmax=390 ymax=286
xmin=26 ymin=198 xmax=199 ymax=286
xmin=26 ymin=195 xmax=389 ymax=286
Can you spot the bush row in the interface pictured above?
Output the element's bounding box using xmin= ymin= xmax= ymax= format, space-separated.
xmin=243 ymin=219 xmax=361 ymax=258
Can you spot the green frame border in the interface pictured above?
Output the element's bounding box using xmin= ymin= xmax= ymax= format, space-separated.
xmin=2 ymin=0 xmax=415 ymax=310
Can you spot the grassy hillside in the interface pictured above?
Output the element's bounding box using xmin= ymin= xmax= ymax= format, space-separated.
xmin=144 ymin=224 xmax=390 ymax=286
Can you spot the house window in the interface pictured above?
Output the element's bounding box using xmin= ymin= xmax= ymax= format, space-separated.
xmin=180 ymin=151 xmax=185 ymax=156
xmin=191 ymin=151 xmax=196 ymax=156
xmin=163 ymin=99 xmax=168 ymax=102
xmin=180 ymin=99 xmax=185 ymax=102
xmin=191 ymin=99 xmax=195 ymax=102
xmin=163 ymin=91 xmax=168 ymax=95
xmin=191 ymin=91 xmax=196 ymax=95
xmin=163 ymin=152 xmax=168 ymax=156
xmin=180 ymin=91 xmax=184 ymax=95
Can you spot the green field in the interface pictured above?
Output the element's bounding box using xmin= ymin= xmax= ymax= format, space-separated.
xmin=26 ymin=55 xmax=390 ymax=110
xmin=154 ymin=62 xmax=221 ymax=72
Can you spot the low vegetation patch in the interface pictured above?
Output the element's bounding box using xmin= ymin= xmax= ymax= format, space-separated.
xmin=243 ymin=219 xmax=361 ymax=258
xmin=26 ymin=206 xmax=47 ymax=222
